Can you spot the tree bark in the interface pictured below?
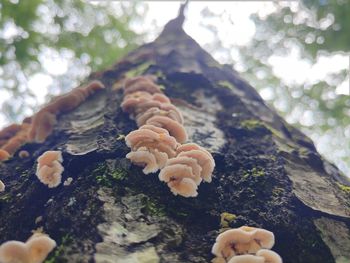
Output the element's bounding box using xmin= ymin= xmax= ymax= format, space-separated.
xmin=1 ymin=11 xmax=350 ymax=263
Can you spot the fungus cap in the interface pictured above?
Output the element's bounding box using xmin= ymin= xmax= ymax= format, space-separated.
xmin=136 ymin=107 xmax=183 ymax=126
xmin=178 ymin=149 xmax=215 ymax=182
xmin=26 ymin=233 xmax=56 ymax=263
xmin=146 ymin=115 xmax=187 ymax=143
xmin=166 ymin=156 xmax=202 ymax=185
xmin=126 ymin=149 xmax=159 ymax=174
xmin=211 ymin=227 xmax=275 ymax=259
xmin=0 ymin=150 xmax=10 ymax=161
xmin=158 ymin=164 xmax=198 ymax=197
xmin=36 ymin=162 xmax=64 ymax=188
xmin=124 ymin=76 xmax=161 ymax=95
xmin=0 ymin=241 xmax=29 ymax=263
xmin=36 ymin=151 xmax=64 ymax=188
xmin=228 ymin=255 xmax=265 ymax=263
xmin=168 ymin=177 xmax=198 ymax=197
xmin=125 ymin=126 xmax=177 ymax=157
xmin=37 ymin=151 xmax=63 ymax=167
xmin=256 ymin=249 xmax=282 ymax=263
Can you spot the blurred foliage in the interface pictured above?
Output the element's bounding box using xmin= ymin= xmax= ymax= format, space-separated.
xmin=201 ymin=0 xmax=350 ymax=175
xmin=0 ymin=0 xmax=143 ymax=123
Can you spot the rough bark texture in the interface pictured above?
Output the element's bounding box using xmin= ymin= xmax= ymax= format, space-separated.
xmin=1 ymin=13 xmax=350 ymax=263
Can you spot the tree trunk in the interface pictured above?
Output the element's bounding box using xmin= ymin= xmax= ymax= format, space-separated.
xmin=1 ymin=10 xmax=350 ymax=263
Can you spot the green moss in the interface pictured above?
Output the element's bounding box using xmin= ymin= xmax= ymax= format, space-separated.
xmin=251 ymin=167 xmax=265 ymax=177
xmin=220 ymin=212 xmax=237 ymax=228
xmin=218 ymin=80 xmax=235 ymax=90
xmin=92 ymin=163 xmax=127 ymax=187
xmin=142 ymin=197 xmax=166 ymax=217
xmin=272 ymin=187 xmax=284 ymax=196
xmin=243 ymin=167 xmax=265 ymax=178
xmin=0 ymin=193 xmax=11 ymax=202
xmin=44 ymin=234 xmax=72 ymax=263
xmin=125 ymin=61 xmax=154 ymax=78
xmin=240 ymin=119 xmax=265 ymax=130
xmin=110 ymin=168 xmax=127 ymax=181
xmin=337 ymin=183 xmax=350 ymax=194
xmin=240 ymin=119 xmax=286 ymax=140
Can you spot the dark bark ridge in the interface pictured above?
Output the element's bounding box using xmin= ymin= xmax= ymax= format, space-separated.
xmin=0 ymin=13 xmax=349 ymax=263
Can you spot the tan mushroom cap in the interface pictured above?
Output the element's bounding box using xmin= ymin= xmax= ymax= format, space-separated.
xmin=26 ymin=233 xmax=57 ymax=263
xmin=158 ymin=163 xmax=198 ymax=197
xmin=211 ymin=227 xmax=275 ymax=259
xmin=0 ymin=149 xmax=10 ymax=161
xmin=150 ymin=148 xmax=168 ymax=169
xmin=0 ymin=241 xmax=29 ymax=263
xmin=228 ymin=255 xmax=265 ymax=263
xmin=152 ymin=93 xmax=171 ymax=103
xmin=139 ymin=125 xmax=170 ymax=135
xmin=0 ymin=233 xmax=56 ymax=263
xmin=256 ymin=249 xmax=282 ymax=263
xmin=146 ymin=115 xmax=187 ymax=143
xmin=134 ymin=100 xmax=181 ymax=118
xmin=124 ymin=75 xmax=155 ymax=88
xmin=178 ymin=149 xmax=215 ymax=182
xmin=121 ymin=92 xmax=152 ymax=113
xmin=36 ymin=161 xmax=64 ymax=188
xmin=168 ymin=177 xmax=198 ymax=197
xmin=177 ymin=143 xmax=214 ymax=161
xmin=36 ymin=151 xmax=64 ymax=188
xmin=28 ymin=111 xmax=57 ymax=143
xmin=0 ymin=123 xmax=30 ymax=158
xmin=37 ymin=151 xmax=63 ymax=167
xmin=0 ymin=180 xmax=5 ymax=192
xmin=126 ymin=149 xmax=158 ymax=174
xmin=125 ymin=126 xmax=178 ymax=157
xmin=136 ymin=107 xmax=183 ymax=126
xmin=124 ymin=77 xmax=161 ymax=95
xmin=166 ymin=156 xmax=202 ymax=185
xmin=239 ymin=226 xmax=275 ymax=249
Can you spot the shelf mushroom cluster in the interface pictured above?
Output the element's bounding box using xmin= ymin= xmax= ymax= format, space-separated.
xmin=122 ymin=76 xmax=215 ymax=197
xmin=212 ymin=226 xmax=282 ymax=263
xmin=28 ymin=80 xmax=105 ymax=143
xmin=0 ymin=232 xmax=56 ymax=263
xmin=0 ymin=80 xmax=105 ymax=163
xmin=36 ymin=151 xmax=64 ymax=188
xmin=0 ymin=122 xmax=31 ymax=161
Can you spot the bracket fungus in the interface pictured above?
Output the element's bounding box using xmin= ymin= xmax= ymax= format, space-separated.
xmin=212 ymin=226 xmax=281 ymax=263
xmin=36 ymin=151 xmax=64 ymax=188
xmin=0 ymin=232 xmax=56 ymax=263
xmin=176 ymin=143 xmax=215 ymax=183
xmin=124 ymin=75 xmax=161 ymax=95
xmin=0 ymin=123 xmax=31 ymax=161
xmin=0 ymin=150 xmax=10 ymax=161
xmin=158 ymin=143 xmax=215 ymax=197
xmin=28 ymin=80 xmax=105 ymax=143
xmin=227 ymin=250 xmax=282 ymax=263
xmin=125 ymin=125 xmax=178 ymax=173
xmin=146 ymin=115 xmax=187 ymax=143
xmin=122 ymin=76 xmax=215 ymax=197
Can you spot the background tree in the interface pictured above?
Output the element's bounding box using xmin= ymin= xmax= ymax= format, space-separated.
xmin=0 ymin=0 xmax=143 ymax=122
xmin=200 ymin=0 xmax=350 ymax=175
